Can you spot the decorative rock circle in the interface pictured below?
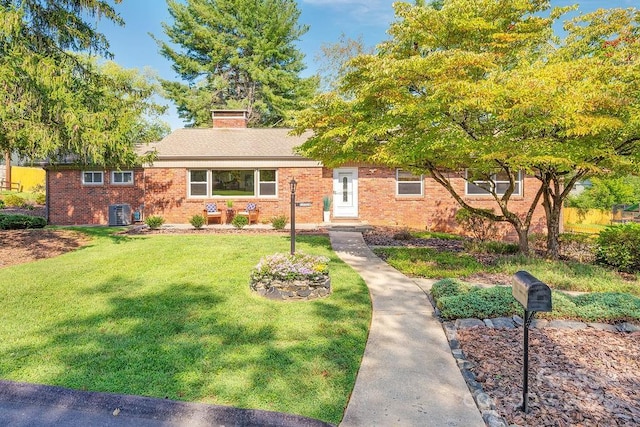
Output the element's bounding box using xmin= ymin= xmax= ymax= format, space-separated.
xmin=250 ymin=276 xmax=331 ymax=301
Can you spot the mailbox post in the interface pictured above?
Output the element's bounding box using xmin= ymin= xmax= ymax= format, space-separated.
xmin=512 ymin=270 xmax=552 ymax=413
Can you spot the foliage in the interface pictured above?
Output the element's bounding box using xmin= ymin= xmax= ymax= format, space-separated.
xmin=155 ymin=0 xmax=317 ymax=127
xmin=0 ymin=1 xmax=168 ymax=167
xmin=314 ymin=33 xmax=373 ymax=92
xmin=567 ymin=176 xmax=640 ymax=210
xmin=0 ymin=232 xmax=370 ymax=424
xmin=464 ymin=240 xmax=519 ymax=255
xmin=0 ymin=199 xmax=4 ymax=209
xmin=322 ymin=195 xmax=331 ymax=211
xmin=431 ymin=279 xmax=640 ymax=323
xmin=434 ymin=284 xmax=520 ymax=320
xmin=455 ymin=208 xmax=498 ymax=242
xmin=34 ymin=193 xmax=46 ymax=205
xmin=231 ymin=214 xmax=249 ymax=229
xmin=293 ymin=1 xmax=640 ymax=259
xmin=250 ymin=252 xmax=330 ymax=282
xmin=0 ymin=213 xmax=46 ymax=229
xmin=226 ymin=200 xmax=234 ymax=208
xmin=145 ymin=215 xmax=165 ymax=230
xmin=3 ymin=194 xmax=26 ymax=208
xmin=595 ymin=223 xmax=640 ymax=273
xmin=189 ymin=214 xmax=205 ymax=229
xmin=270 ymin=215 xmax=288 ymax=230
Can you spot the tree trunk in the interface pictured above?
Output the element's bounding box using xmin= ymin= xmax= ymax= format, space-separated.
xmin=4 ymin=151 xmax=10 ymax=191
xmin=515 ymin=226 xmax=530 ymax=255
xmin=545 ymin=202 xmax=563 ymax=259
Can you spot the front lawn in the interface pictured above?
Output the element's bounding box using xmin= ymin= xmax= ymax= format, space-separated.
xmin=0 ymin=230 xmax=371 ymax=424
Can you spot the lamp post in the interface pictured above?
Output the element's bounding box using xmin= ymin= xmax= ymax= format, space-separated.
xmin=290 ymin=179 xmax=297 ymax=255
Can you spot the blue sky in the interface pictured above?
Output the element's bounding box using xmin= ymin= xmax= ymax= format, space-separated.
xmin=97 ymin=0 xmax=637 ymax=130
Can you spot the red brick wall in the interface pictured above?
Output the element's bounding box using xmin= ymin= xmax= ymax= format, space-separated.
xmin=48 ymin=165 xmax=547 ymax=237
xmin=47 ymin=168 xmax=144 ymax=225
xmin=142 ymin=167 xmax=330 ymax=224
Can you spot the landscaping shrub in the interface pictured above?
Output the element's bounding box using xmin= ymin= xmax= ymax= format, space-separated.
xmin=3 ymin=194 xmax=26 ymax=208
xmin=0 ymin=199 xmax=4 ymax=209
xmin=435 ymin=284 xmax=519 ymax=320
xmin=270 ymin=215 xmax=288 ymax=230
xmin=35 ymin=193 xmax=46 ymax=205
xmin=231 ymin=214 xmax=248 ymax=229
xmin=189 ymin=214 xmax=205 ymax=229
xmin=455 ymin=208 xmax=497 ymax=242
xmin=392 ymin=227 xmax=413 ymax=241
xmin=145 ymin=215 xmax=165 ymax=230
xmin=595 ymin=223 xmax=640 ymax=273
xmin=431 ymin=279 xmax=640 ymax=323
xmin=0 ymin=213 xmax=46 ymax=229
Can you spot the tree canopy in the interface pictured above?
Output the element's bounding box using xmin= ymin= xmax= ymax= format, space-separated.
xmin=1 ymin=0 xmax=168 ymax=168
xmin=293 ymin=0 xmax=640 ymax=257
xmin=156 ymin=0 xmax=317 ymax=127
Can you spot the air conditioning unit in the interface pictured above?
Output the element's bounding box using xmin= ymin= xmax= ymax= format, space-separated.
xmin=108 ymin=204 xmax=132 ymax=226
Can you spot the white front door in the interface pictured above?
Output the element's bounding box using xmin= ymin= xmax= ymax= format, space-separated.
xmin=333 ymin=168 xmax=358 ymax=218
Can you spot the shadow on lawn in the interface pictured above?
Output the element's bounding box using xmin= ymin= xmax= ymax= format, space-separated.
xmin=2 ymin=266 xmax=369 ymax=423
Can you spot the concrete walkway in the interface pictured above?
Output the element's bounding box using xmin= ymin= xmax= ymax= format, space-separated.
xmin=329 ymin=231 xmax=485 ymax=427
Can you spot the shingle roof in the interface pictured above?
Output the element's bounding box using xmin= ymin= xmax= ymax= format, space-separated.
xmin=147 ymin=128 xmax=312 ymax=159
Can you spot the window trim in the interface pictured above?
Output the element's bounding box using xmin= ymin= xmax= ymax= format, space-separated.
xmin=396 ymin=169 xmax=424 ymax=196
xmin=187 ymin=168 xmax=278 ymax=199
xmin=82 ymin=171 xmax=104 ymax=186
xmin=257 ymin=169 xmax=277 ymax=197
xmin=111 ymin=170 xmax=134 ymax=186
xmin=465 ymin=170 xmax=523 ymax=196
xmin=188 ymin=169 xmax=209 ymax=198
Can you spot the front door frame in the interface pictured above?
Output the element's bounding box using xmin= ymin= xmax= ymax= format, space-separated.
xmin=333 ymin=168 xmax=358 ymax=218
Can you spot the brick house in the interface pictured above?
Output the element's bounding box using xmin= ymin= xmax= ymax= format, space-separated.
xmin=46 ymin=110 xmax=547 ymax=235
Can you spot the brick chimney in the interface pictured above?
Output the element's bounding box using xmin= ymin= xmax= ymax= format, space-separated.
xmin=211 ymin=110 xmax=249 ymax=128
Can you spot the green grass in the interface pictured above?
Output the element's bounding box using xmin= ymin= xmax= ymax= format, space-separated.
xmin=0 ymin=230 xmax=371 ymax=424
xmin=374 ymin=247 xmax=486 ymax=278
xmin=375 ymin=247 xmax=640 ymax=296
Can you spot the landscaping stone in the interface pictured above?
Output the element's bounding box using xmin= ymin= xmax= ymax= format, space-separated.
xmin=548 ymin=320 xmax=588 ymax=329
xmin=455 ymin=318 xmax=485 ymax=329
xmin=250 ymin=277 xmax=331 ymax=301
xmin=489 ymin=317 xmax=516 ymax=329
xmin=617 ymin=322 xmax=640 ymax=333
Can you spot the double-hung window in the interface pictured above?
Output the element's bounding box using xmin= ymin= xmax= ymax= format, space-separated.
xmin=466 ymin=170 xmax=522 ymax=196
xmin=82 ymin=171 xmax=103 ymax=185
xmin=396 ymin=169 xmax=423 ymax=196
xmin=258 ymin=170 xmax=277 ymax=196
xmin=111 ymin=171 xmax=133 ymax=185
xmin=189 ymin=170 xmax=208 ymax=197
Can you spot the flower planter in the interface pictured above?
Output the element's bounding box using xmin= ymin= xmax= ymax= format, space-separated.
xmin=250 ymin=276 xmax=331 ymax=301
xmin=323 ymin=211 xmax=330 ymax=223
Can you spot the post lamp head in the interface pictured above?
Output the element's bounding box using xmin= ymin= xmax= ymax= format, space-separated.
xmin=290 ymin=178 xmax=297 ymax=194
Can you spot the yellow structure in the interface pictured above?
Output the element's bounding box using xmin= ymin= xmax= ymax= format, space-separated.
xmin=563 ymin=207 xmax=612 ymax=226
xmin=10 ymin=166 xmax=45 ymax=192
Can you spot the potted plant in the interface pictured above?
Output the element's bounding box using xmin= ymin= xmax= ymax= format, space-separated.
xmin=322 ymin=196 xmax=331 ymax=223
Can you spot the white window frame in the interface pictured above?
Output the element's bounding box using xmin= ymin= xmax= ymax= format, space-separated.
xmin=465 ymin=170 xmax=522 ymax=196
xmin=111 ymin=170 xmax=134 ymax=185
xmin=188 ymin=170 xmax=209 ymax=198
xmin=188 ymin=169 xmax=278 ymax=199
xmin=396 ymin=169 xmax=423 ymax=196
xmin=82 ymin=171 xmax=104 ymax=185
xmin=258 ymin=169 xmax=277 ymax=197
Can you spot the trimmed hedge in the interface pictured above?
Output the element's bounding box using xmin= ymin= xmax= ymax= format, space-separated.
xmin=0 ymin=214 xmax=47 ymax=230
xmin=432 ymin=279 xmax=640 ymax=323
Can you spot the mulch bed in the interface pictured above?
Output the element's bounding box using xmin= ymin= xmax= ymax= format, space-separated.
xmin=459 ymin=327 xmax=640 ymax=426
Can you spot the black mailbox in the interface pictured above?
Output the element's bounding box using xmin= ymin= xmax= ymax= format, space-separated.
xmin=512 ymin=270 xmax=552 ymax=312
